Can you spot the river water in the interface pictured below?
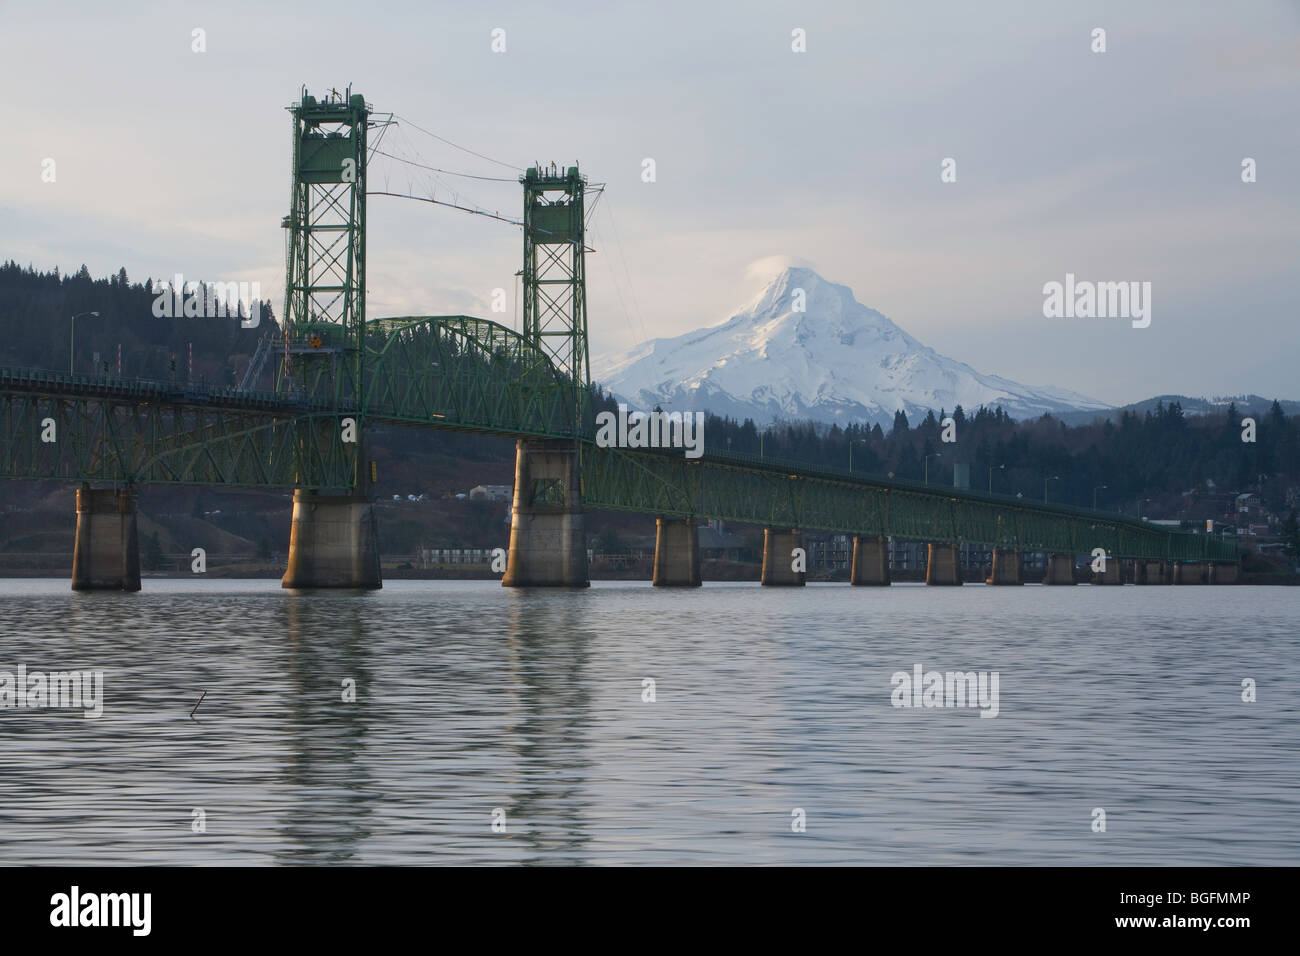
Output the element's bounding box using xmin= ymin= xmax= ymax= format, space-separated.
xmin=0 ymin=579 xmax=1296 ymax=865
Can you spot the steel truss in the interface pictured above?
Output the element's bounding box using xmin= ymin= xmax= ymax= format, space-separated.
xmin=581 ymin=444 xmax=1239 ymax=562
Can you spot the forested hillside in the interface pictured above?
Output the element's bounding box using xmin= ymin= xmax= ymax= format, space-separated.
xmin=0 ymin=261 xmax=273 ymax=386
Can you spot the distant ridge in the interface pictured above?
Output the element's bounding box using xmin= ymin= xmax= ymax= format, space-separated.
xmin=1053 ymin=394 xmax=1300 ymax=426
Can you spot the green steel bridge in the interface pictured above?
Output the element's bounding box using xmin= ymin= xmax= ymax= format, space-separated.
xmin=0 ymin=87 xmax=1237 ymax=584
xmin=0 ymin=344 xmax=1236 ymax=565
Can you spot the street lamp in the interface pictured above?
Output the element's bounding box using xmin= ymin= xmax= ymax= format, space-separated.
xmin=1092 ymin=484 xmax=1108 ymax=510
xmin=1044 ymin=475 xmax=1060 ymax=504
xmin=849 ymin=438 xmax=867 ymax=473
xmin=924 ymin=452 xmax=942 ymax=486
xmin=69 ymin=311 xmax=100 ymax=374
xmin=988 ymin=463 xmax=1005 ymax=494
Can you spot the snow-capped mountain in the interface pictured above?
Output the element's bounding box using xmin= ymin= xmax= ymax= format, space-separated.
xmin=592 ymin=266 xmax=1110 ymax=426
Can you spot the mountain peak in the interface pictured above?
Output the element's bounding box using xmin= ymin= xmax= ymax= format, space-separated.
xmin=743 ymin=265 xmax=861 ymax=328
xmin=592 ymin=262 xmax=1110 ymax=426
xmin=743 ymin=254 xmax=820 ymax=284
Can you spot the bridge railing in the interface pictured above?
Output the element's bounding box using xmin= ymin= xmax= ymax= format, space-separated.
xmin=0 ymin=365 xmax=320 ymax=411
xmin=697 ymin=446 xmax=1155 ymax=526
xmin=0 ymin=365 xmax=1246 ymax=561
xmin=581 ymin=441 xmax=1240 ymax=562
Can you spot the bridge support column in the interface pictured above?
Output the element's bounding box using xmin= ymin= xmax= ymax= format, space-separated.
xmin=653 ymin=517 xmax=701 ymax=587
xmin=1044 ymin=553 xmax=1076 ymax=585
xmin=502 ymin=440 xmax=589 ymax=588
xmin=986 ymin=548 xmax=1022 ymax=585
xmin=1209 ymin=562 xmax=1239 ymax=585
xmin=1092 ymin=558 xmax=1123 ymax=585
xmin=72 ymin=485 xmax=141 ymax=591
xmin=1173 ymin=561 xmax=1207 ymax=585
xmin=850 ymin=535 xmax=890 ymax=586
xmin=925 ymin=543 xmax=962 ymax=586
xmin=761 ymin=529 xmax=805 ymax=586
xmin=282 ymin=490 xmax=381 ymax=589
xmin=1137 ymin=560 xmax=1170 ymax=585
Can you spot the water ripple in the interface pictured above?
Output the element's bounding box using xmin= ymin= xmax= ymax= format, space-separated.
xmin=0 ymin=579 xmax=1296 ymax=865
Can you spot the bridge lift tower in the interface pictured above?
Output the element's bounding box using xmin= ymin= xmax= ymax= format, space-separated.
xmin=279 ymin=86 xmax=369 ymax=429
xmin=520 ymin=163 xmax=591 ymax=428
xmin=279 ymin=87 xmax=381 ymax=588
xmin=503 ymin=163 xmax=593 ymax=587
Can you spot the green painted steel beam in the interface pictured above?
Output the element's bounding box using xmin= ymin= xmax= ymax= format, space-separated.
xmin=0 ymin=382 xmax=355 ymax=489
xmin=521 ymin=165 xmax=590 ymax=434
xmin=278 ymin=87 xmax=370 ymax=489
xmin=0 ymin=363 xmax=1239 ymax=562
xmin=579 ymin=443 xmax=1239 ymax=562
xmin=362 ymin=315 xmax=578 ymax=437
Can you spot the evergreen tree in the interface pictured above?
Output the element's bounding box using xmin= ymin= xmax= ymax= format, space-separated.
xmin=892 ymin=410 xmax=909 ymax=437
xmin=895 ymin=442 xmax=920 ymax=480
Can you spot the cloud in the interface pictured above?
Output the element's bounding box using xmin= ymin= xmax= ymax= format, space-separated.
xmin=743 ymin=255 xmax=819 ymax=285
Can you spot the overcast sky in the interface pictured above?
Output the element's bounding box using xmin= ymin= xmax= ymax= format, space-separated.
xmin=2 ymin=0 xmax=1297 ymax=406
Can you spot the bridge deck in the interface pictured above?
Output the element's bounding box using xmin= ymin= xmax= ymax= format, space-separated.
xmin=0 ymin=365 xmax=1237 ymax=562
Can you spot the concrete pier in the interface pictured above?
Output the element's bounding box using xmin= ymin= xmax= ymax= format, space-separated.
xmin=1136 ymin=560 xmax=1170 ymax=585
xmin=502 ymin=439 xmax=589 ymax=588
xmin=925 ymin=543 xmax=962 ymax=585
xmin=1173 ymin=561 xmax=1207 ymax=585
xmin=282 ymin=489 xmax=382 ymax=589
xmin=71 ymin=485 xmax=141 ymax=591
xmin=761 ymin=528 xmax=806 ymax=586
xmin=986 ymin=548 xmax=1022 ymax=585
xmin=1044 ymin=553 xmax=1076 ymax=585
xmin=1092 ymin=556 xmax=1123 ymax=585
xmin=1209 ymin=562 xmax=1240 ymax=585
xmin=849 ymin=535 xmax=891 ymax=586
xmin=653 ymin=516 xmax=702 ymax=587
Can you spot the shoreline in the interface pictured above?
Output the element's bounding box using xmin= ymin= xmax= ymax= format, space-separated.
xmin=0 ymin=567 xmax=1294 ymax=585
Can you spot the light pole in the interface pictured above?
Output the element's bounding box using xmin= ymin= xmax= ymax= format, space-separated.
xmin=1044 ymin=475 xmax=1060 ymax=504
xmin=1092 ymin=484 xmax=1108 ymax=510
xmin=69 ymin=311 xmax=100 ymax=374
xmin=988 ymin=463 xmax=1004 ymax=494
xmin=924 ymin=452 xmax=941 ymax=486
xmin=849 ymin=438 xmax=867 ymax=473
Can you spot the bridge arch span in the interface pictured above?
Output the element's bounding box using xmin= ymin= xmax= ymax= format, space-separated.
xmin=363 ymin=315 xmax=581 ymax=438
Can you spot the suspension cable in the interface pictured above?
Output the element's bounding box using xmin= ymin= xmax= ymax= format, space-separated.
xmin=372 ymin=147 xmax=519 ymax=183
xmin=392 ymin=114 xmax=524 ymax=172
xmin=367 ymin=191 xmax=596 ymax=252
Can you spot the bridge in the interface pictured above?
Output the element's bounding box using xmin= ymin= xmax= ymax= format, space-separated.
xmin=0 ymin=87 xmax=1239 ymax=590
